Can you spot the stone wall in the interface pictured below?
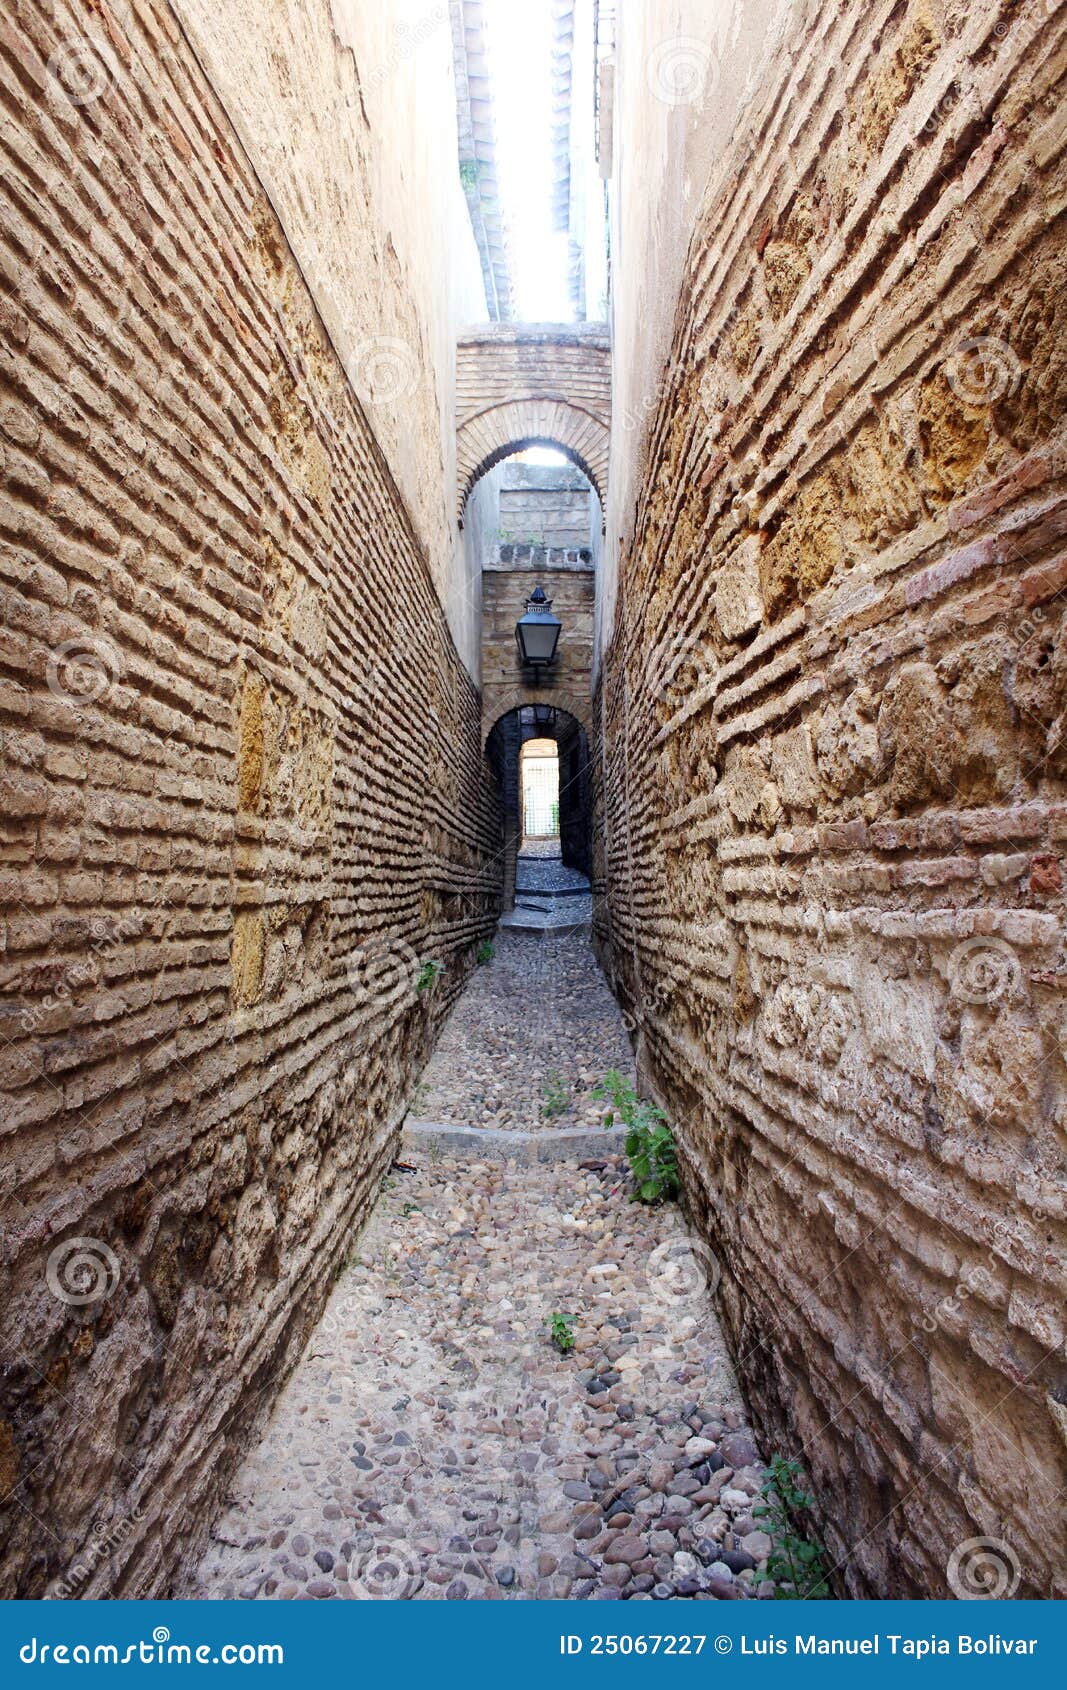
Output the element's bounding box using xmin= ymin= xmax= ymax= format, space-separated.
xmin=0 ymin=0 xmax=500 ymax=1597
xmin=596 ymin=0 xmax=1067 ymax=1599
xmin=499 ymin=463 xmax=597 ymax=552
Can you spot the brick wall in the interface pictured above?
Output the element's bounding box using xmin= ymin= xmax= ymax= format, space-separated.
xmin=481 ymin=561 xmax=596 ymax=740
xmin=456 ymin=324 xmax=611 ymax=517
xmin=0 ymin=0 xmax=500 ymax=1596
xmin=498 ymin=462 xmax=597 ymax=551
xmin=597 ymin=0 xmax=1066 ymax=1598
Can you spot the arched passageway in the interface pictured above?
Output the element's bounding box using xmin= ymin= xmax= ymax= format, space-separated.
xmin=455 ymin=325 xmax=611 ymax=522
xmin=486 ymin=705 xmax=592 ymax=912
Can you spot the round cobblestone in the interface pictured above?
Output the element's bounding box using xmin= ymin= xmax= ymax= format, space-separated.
xmin=188 ymin=937 xmax=768 ymax=1602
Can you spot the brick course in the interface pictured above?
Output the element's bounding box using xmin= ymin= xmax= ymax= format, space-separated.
xmin=456 ymin=324 xmax=611 ymax=516
xmin=596 ymin=0 xmax=1067 ymax=1599
xmin=0 ymin=0 xmax=500 ymax=1596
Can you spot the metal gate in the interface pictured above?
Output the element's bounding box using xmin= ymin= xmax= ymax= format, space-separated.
xmin=522 ymin=753 xmax=559 ymax=837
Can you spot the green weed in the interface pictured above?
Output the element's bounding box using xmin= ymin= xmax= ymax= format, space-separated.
xmin=546 ymin=1312 xmax=576 ymax=1353
xmin=541 ymin=1070 xmax=570 ymax=1118
xmin=416 ymin=959 xmax=444 ymax=995
xmin=593 ymin=1070 xmax=679 ymax=1203
xmin=754 ymin=1455 xmax=831 ymax=1600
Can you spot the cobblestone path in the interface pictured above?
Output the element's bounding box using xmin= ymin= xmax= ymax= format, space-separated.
xmin=190 ymin=1147 xmax=772 ymax=1601
xmin=412 ymin=922 xmax=632 ymax=1132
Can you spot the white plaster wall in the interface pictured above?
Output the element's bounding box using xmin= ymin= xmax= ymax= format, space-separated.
xmin=173 ymin=0 xmax=489 ymax=676
xmin=456 ymin=461 xmax=506 ymax=688
xmin=597 ymin=0 xmax=794 ymax=661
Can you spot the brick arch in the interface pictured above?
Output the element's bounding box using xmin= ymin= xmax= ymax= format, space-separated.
xmin=458 ymin=401 xmax=609 ymax=517
xmin=456 ymin=325 xmax=611 ymax=520
xmin=483 ymin=697 xmax=594 ymax=895
xmin=482 ymin=687 xmax=592 ymax=744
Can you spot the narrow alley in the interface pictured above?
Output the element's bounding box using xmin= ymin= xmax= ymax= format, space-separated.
xmin=0 ymin=0 xmax=1064 ymax=1613
xmin=415 ymin=854 xmax=624 ymax=1134
xmin=186 ymin=874 xmax=774 ymax=1602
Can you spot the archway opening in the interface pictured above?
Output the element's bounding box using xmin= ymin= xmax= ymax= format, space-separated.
xmin=520 ymin=737 xmax=560 ymax=842
xmin=461 ymin=432 xmax=605 ymax=521
xmin=486 ymin=704 xmax=591 ymax=910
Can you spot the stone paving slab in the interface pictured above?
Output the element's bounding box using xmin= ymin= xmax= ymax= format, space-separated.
xmin=514 ymin=855 xmax=591 ymax=895
xmin=508 ymin=852 xmax=594 ymax=932
xmin=499 ymin=903 xmax=592 ymax=934
xmin=188 ymin=1149 xmax=771 ymax=1602
xmin=402 ymin=1120 xmax=628 ymax=1164
xmin=518 ymin=839 xmax=566 ymax=860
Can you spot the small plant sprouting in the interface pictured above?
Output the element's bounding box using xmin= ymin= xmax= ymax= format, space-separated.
xmin=754 ymin=1455 xmax=831 ymax=1600
xmin=593 ymin=1070 xmax=679 ymax=1203
xmin=547 ymin=1312 xmax=576 ymax=1354
xmin=476 ymin=940 xmax=495 ymax=966
xmin=541 ymin=1070 xmax=570 ymax=1119
xmin=416 ymin=959 xmax=444 ymax=995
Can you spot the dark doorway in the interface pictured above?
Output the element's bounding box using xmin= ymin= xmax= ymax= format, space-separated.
xmin=486 ymin=705 xmax=592 ymax=908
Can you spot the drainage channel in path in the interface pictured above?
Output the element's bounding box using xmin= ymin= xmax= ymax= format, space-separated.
xmin=189 ymin=925 xmax=773 ymax=1602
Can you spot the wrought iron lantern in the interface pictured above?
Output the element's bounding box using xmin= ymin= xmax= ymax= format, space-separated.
xmin=514 ymin=584 xmax=562 ymax=672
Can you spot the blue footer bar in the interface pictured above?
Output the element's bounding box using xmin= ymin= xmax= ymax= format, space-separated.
xmin=1 ymin=1600 xmax=1063 ymax=1688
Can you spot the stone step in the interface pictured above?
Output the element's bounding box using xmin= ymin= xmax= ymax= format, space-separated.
xmin=498 ymin=908 xmax=591 ymax=935
xmin=402 ymin=1118 xmax=627 ymax=1164
xmin=514 ymin=883 xmax=591 ymax=898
